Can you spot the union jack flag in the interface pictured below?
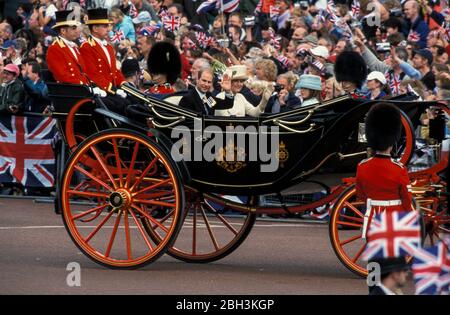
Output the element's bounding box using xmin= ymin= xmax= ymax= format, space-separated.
xmin=351 ymin=0 xmax=360 ymax=18
xmin=362 ymin=211 xmax=421 ymax=261
xmin=269 ymin=28 xmax=281 ymax=51
xmin=163 ymin=15 xmax=181 ymax=32
xmin=129 ymin=2 xmax=138 ymax=18
xmin=139 ymin=23 xmax=162 ymax=37
xmin=413 ymin=240 xmax=449 ymax=295
xmin=326 ymin=0 xmax=338 ymax=23
xmin=158 ymin=8 xmax=169 ymax=19
xmin=110 ymin=30 xmax=125 ymax=44
xmin=254 ymin=0 xmax=262 ymax=14
xmin=196 ymin=0 xmax=239 ymax=14
xmin=0 ymin=115 xmax=56 ymax=187
xmin=408 ymin=31 xmax=421 ymax=42
xmin=276 ymin=55 xmax=293 ymax=69
xmin=385 ymin=72 xmax=402 ymax=95
xmin=269 ymin=5 xmax=280 ymax=18
xmin=195 ymin=31 xmax=215 ymax=49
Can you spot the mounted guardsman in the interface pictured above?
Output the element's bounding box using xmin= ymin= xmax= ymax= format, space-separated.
xmin=334 ymin=51 xmax=368 ymax=100
xmin=80 ymin=8 xmax=129 ymax=113
xmin=46 ymin=9 xmax=90 ymax=85
xmin=356 ymin=103 xmax=414 ymax=239
xmin=146 ymin=41 xmax=182 ymax=95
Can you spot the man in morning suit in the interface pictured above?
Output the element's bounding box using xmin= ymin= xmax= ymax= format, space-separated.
xmin=179 ymin=68 xmax=234 ymax=115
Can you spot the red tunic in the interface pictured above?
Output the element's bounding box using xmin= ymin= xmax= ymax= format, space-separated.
xmin=79 ymin=36 xmax=126 ymax=93
xmin=147 ymin=84 xmax=175 ymax=94
xmin=356 ymin=154 xmax=413 ymax=212
xmin=46 ymin=37 xmax=90 ymax=85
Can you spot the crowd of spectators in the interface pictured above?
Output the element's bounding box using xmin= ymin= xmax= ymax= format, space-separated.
xmin=0 ymin=0 xmax=449 ymax=116
xmin=0 ymin=0 xmax=450 ymax=196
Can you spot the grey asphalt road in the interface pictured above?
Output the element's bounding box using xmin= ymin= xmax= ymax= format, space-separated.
xmin=0 ymin=197 xmax=415 ymax=295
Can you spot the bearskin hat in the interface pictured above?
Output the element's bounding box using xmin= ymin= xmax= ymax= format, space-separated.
xmin=365 ymin=103 xmax=402 ymax=151
xmin=334 ymin=51 xmax=367 ymax=88
xmin=147 ymin=41 xmax=181 ymax=84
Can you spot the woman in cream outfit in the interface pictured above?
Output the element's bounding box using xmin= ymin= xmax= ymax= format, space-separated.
xmin=215 ymin=65 xmax=274 ymax=117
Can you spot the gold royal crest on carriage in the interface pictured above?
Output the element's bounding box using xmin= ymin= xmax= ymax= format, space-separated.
xmin=216 ymin=140 xmax=247 ymax=173
xmin=276 ymin=141 xmax=289 ymax=168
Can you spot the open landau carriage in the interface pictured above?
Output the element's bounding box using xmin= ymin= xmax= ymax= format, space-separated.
xmin=47 ymin=81 xmax=450 ymax=276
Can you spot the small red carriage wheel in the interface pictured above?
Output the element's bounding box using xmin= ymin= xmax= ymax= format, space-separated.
xmin=65 ymin=98 xmax=93 ymax=150
xmin=329 ymin=185 xmax=368 ymax=277
xmin=142 ymin=190 xmax=256 ymax=263
xmin=60 ymin=129 xmax=184 ymax=269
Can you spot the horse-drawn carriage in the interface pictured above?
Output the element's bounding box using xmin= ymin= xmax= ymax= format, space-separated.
xmin=46 ymin=81 xmax=450 ymax=276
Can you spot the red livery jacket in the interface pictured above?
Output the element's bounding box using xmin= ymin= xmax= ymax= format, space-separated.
xmin=46 ymin=37 xmax=90 ymax=85
xmin=79 ymin=36 xmax=126 ymax=93
xmin=355 ymin=154 xmax=413 ymax=211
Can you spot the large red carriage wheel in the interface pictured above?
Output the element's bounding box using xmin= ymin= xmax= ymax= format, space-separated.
xmin=60 ymin=129 xmax=185 ymax=269
xmin=329 ymin=185 xmax=368 ymax=277
xmin=65 ymin=98 xmax=94 ymax=150
xmin=142 ymin=191 xmax=256 ymax=263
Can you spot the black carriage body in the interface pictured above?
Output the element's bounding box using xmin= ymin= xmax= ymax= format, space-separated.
xmin=48 ymin=83 xmax=438 ymax=196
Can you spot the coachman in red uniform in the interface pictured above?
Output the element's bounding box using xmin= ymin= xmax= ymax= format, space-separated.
xmin=46 ymin=9 xmax=89 ymax=85
xmin=80 ymin=8 xmax=129 ymax=113
xmin=80 ymin=8 xmax=126 ymax=94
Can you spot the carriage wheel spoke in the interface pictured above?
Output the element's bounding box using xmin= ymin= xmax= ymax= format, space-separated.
xmin=200 ymin=206 xmax=220 ymax=250
xmin=339 ymin=214 xmax=364 ymax=224
xmin=133 ymin=178 xmax=173 ymax=197
xmin=352 ymin=243 xmax=366 ymax=263
xmin=67 ymin=190 xmax=109 ymax=199
xmin=85 ymin=210 xmax=115 ymax=243
xmin=134 ymin=198 xmax=175 ymax=209
xmin=72 ymin=204 xmax=108 ymax=221
xmin=125 ymin=142 xmax=140 ymax=188
xmin=343 ymin=202 xmax=365 ymax=218
xmin=336 ymin=221 xmax=363 ymax=228
xmin=192 ymin=203 xmax=197 ymax=255
xmin=131 ymin=204 xmax=169 ymax=234
xmin=130 ymin=157 xmax=159 ymax=192
xmin=105 ymin=210 xmax=122 ymax=258
xmin=203 ymin=201 xmax=239 ymax=235
xmin=90 ymin=146 xmax=118 ymax=190
xmin=129 ymin=208 xmax=154 ymax=251
xmin=112 ymin=139 xmax=123 ymax=187
xmin=340 ymin=234 xmax=362 ymax=246
xmin=73 ymin=165 xmax=113 ymax=192
xmin=123 ymin=210 xmax=132 ymax=260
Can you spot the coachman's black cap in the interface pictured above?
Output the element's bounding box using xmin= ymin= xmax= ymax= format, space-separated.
xmin=52 ymin=10 xmax=81 ymax=29
xmin=86 ymin=8 xmax=112 ymax=25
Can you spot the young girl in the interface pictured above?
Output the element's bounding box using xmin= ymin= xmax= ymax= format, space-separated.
xmin=295 ymin=74 xmax=322 ymax=107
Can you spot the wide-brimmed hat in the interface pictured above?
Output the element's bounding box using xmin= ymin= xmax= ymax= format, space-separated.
xmin=132 ymin=11 xmax=151 ymax=24
xmin=86 ymin=8 xmax=112 ymax=25
xmin=296 ymin=74 xmax=322 ymax=91
xmin=310 ymin=45 xmax=329 ymax=59
xmin=367 ymin=71 xmax=387 ymax=85
xmin=3 ymin=63 xmax=20 ymax=76
xmin=224 ymin=65 xmax=248 ymax=81
xmin=52 ymin=9 xmax=82 ymax=29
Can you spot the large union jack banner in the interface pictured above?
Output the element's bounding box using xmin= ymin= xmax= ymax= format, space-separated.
xmin=362 ymin=211 xmax=421 ymax=261
xmin=0 ymin=115 xmax=56 ymax=187
xmin=413 ymin=239 xmax=450 ymax=295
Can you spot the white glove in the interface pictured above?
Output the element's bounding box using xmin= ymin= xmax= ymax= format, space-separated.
xmin=92 ymin=87 xmax=107 ymax=98
xmin=116 ymin=88 xmax=127 ymax=99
